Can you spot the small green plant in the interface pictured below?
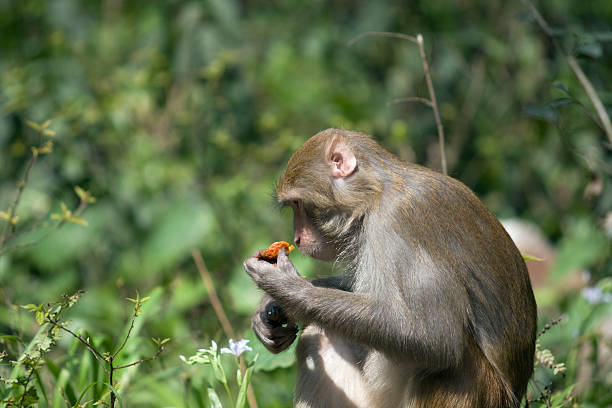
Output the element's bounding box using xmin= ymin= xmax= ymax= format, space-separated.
xmin=180 ymin=339 xmax=257 ymax=408
xmin=524 ymin=319 xmax=577 ymax=408
xmin=0 ymin=119 xmax=94 ymax=257
xmin=0 ymin=291 xmax=168 ymax=408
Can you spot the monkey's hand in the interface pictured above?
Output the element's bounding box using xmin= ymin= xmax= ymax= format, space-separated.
xmin=244 ymin=249 xmax=304 ymax=291
xmin=252 ymin=294 xmax=299 ymax=353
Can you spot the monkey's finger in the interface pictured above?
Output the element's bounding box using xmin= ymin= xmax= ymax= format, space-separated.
xmin=247 ymin=250 xmax=265 ymax=260
xmin=276 ymin=249 xmax=298 ymax=276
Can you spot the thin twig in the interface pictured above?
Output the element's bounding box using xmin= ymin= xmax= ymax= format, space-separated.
xmin=112 ymin=308 xmax=137 ymax=359
xmin=524 ymin=0 xmax=612 ymax=144
xmin=48 ymin=319 xmax=110 ymax=376
xmin=566 ymin=56 xmax=612 ymax=144
xmin=1 ymin=152 xmax=39 ymax=246
xmin=192 ymin=250 xmax=235 ymax=338
xmin=347 ymin=31 xmax=417 ymax=46
xmin=191 ymin=249 xmax=258 ymax=408
xmin=417 ymin=34 xmax=447 ymax=175
xmin=113 ymin=347 xmax=165 ymax=370
xmin=348 ymin=31 xmax=448 ymax=174
xmin=388 ymin=97 xmax=433 ymax=108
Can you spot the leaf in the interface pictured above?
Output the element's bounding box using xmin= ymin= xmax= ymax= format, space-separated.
xmin=553 ymin=82 xmax=569 ymax=94
xmin=207 ymin=385 xmax=222 ymax=408
xmin=577 ymin=41 xmax=602 ymax=59
xmin=548 ymin=98 xmax=572 ymax=107
xmin=235 ymin=364 xmax=255 ymax=408
xmin=40 ymin=119 xmax=51 ymax=129
xmin=246 ymin=329 xmax=296 ymax=372
xmin=42 ymin=128 xmax=56 ymax=137
xmin=26 ymin=120 xmax=41 ymax=132
xmin=37 ymin=140 xmax=53 ymax=154
xmin=68 ymin=216 xmax=88 ymax=226
xmin=75 ymin=382 xmax=100 ymax=406
xmin=524 ymin=104 xmax=558 ymax=123
xmin=74 ymin=186 xmax=96 ymax=203
xmin=102 ymin=383 xmax=124 ymax=408
xmin=141 ymin=199 xmax=215 ymax=273
xmin=35 ymin=310 xmax=46 ymax=325
xmin=522 ymin=253 xmax=544 ymax=262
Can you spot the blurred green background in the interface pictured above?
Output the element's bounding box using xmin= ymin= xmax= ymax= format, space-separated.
xmin=0 ymin=0 xmax=611 ymax=407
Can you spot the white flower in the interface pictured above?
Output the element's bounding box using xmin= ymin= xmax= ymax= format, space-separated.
xmin=220 ymin=339 xmax=252 ymax=357
xmin=198 ymin=340 xmax=218 ymax=354
xmin=179 ymin=355 xmax=187 ymax=362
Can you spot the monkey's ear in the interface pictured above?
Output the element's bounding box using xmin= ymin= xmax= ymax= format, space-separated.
xmin=326 ymin=136 xmax=357 ymax=178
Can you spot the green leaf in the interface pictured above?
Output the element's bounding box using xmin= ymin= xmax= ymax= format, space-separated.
xmin=211 ymin=358 xmax=226 ymax=385
xmin=245 ymin=329 xmax=296 ymax=372
xmin=102 ymin=383 xmax=124 ymax=408
xmin=25 ymin=120 xmax=41 ymax=132
xmin=35 ymin=310 xmax=46 ymax=325
xmin=522 ymin=253 xmax=544 ymax=262
xmin=548 ymin=98 xmax=572 ymax=107
xmin=524 ymin=104 xmax=558 ymax=123
xmin=75 ymin=382 xmax=100 ymax=406
xmin=577 ymin=41 xmax=602 ymax=59
xmin=553 ymin=82 xmax=569 ymax=94
xmin=141 ymin=200 xmax=215 ymax=273
xmin=236 ymin=368 xmax=242 ymax=387
xmin=235 ymin=364 xmax=255 ymax=408
xmin=207 ymin=385 xmax=222 ymax=408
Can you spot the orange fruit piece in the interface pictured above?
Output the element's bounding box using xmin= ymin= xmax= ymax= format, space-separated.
xmin=259 ymin=241 xmax=295 ymax=261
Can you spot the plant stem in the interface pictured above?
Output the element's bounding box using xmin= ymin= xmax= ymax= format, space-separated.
xmin=347 ymin=31 xmax=448 ymax=174
xmin=192 ymin=249 xmax=258 ymax=408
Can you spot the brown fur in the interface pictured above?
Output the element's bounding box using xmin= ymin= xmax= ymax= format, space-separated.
xmin=247 ymin=128 xmax=537 ymax=408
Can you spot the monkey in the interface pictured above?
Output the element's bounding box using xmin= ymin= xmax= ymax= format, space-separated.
xmin=244 ymin=128 xmax=537 ymax=408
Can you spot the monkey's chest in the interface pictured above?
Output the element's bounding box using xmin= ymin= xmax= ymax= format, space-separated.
xmin=294 ymin=325 xmax=410 ymax=408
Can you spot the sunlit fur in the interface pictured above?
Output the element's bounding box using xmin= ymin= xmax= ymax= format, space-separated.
xmin=266 ymin=128 xmax=537 ymax=408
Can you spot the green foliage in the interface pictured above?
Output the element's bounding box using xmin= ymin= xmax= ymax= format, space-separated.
xmin=1 ymin=291 xmax=167 ymax=408
xmin=0 ymin=0 xmax=610 ymax=407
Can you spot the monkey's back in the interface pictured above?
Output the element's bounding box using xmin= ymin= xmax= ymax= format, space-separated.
xmin=392 ymin=164 xmax=537 ymax=406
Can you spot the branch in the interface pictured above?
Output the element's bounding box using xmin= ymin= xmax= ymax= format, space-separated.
xmin=192 ymin=250 xmax=235 ymax=339
xmin=348 ymin=31 xmax=448 ymax=174
xmin=191 ymin=249 xmax=258 ymax=408
xmin=1 ymin=152 xmax=39 ymax=246
xmin=113 ymin=346 xmax=165 ymax=370
xmin=111 ymin=309 xmax=136 ymax=359
xmin=524 ymin=0 xmax=612 ymax=144
xmin=48 ymin=319 xmax=110 ymax=376
xmin=417 ymin=34 xmax=447 ymax=175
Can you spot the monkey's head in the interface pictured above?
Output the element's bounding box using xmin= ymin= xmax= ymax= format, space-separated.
xmin=276 ymin=129 xmax=385 ymax=261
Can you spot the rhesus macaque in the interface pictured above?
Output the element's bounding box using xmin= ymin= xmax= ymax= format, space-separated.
xmin=244 ymin=129 xmax=537 ymax=408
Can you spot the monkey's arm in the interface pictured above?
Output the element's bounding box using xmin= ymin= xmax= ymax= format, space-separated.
xmin=245 ymin=251 xmax=463 ymax=368
xmin=252 ymin=275 xmax=347 ymax=353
